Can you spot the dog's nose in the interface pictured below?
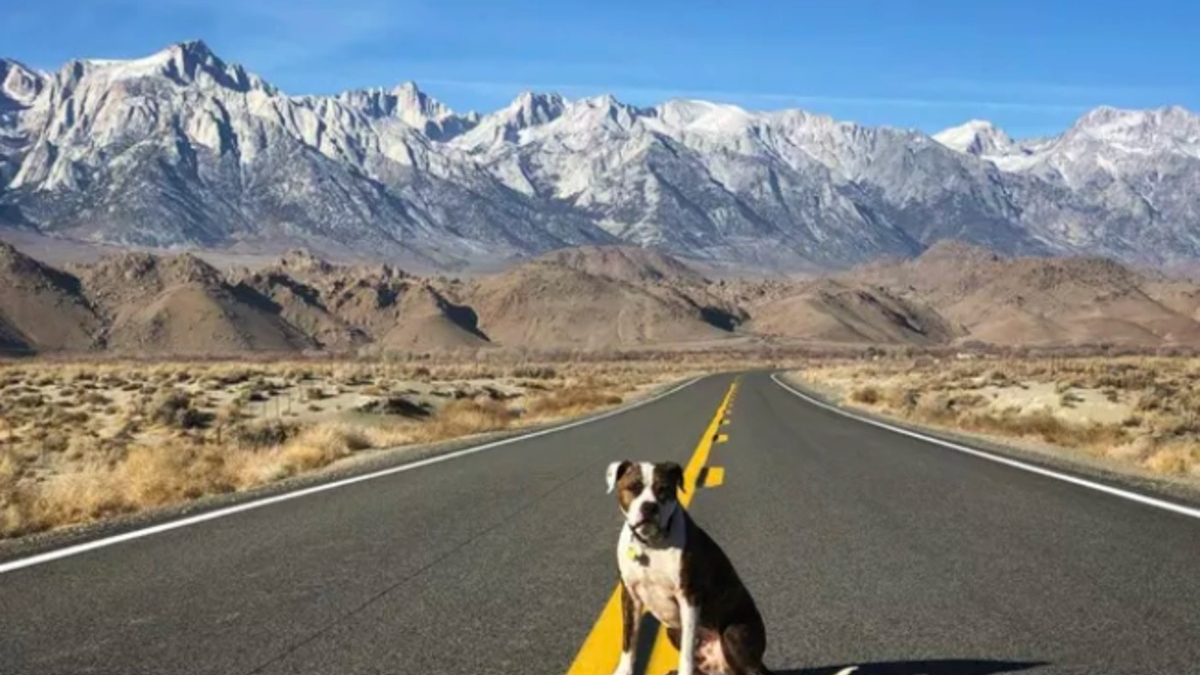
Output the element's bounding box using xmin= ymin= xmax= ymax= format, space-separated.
xmin=640 ymin=502 xmax=659 ymax=519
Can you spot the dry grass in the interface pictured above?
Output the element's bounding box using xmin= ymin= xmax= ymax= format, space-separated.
xmin=0 ymin=351 xmax=802 ymax=539
xmin=799 ymin=355 xmax=1200 ymax=481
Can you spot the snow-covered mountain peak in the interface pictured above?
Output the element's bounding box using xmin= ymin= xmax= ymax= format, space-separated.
xmin=451 ymin=91 xmax=568 ymax=151
xmin=390 ymin=81 xmax=453 ymax=119
xmin=1047 ymin=105 xmax=1200 ymax=164
xmin=562 ymin=94 xmax=644 ymax=129
xmin=76 ymin=39 xmax=267 ymax=93
xmin=655 ymin=99 xmax=755 ymax=134
xmin=933 ymin=119 xmax=1018 ymax=157
xmin=508 ymin=91 xmax=567 ymax=124
xmin=1074 ymin=105 xmax=1197 ymax=133
xmin=330 ymin=82 xmax=478 ymax=140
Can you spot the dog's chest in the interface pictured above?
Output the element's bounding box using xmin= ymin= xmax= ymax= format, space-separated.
xmin=618 ymin=528 xmax=685 ymax=627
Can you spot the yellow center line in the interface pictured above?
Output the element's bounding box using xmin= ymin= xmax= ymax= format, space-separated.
xmin=699 ymin=466 xmax=725 ymax=488
xmin=643 ymin=379 xmax=736 ymax=675
xmin=563 ymin=378 xmax=738 ymax=675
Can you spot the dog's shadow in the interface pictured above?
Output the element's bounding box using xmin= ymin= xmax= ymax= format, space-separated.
xmin=776 ymin=660 xmax=1047 ymax=675
xmin=632 ymin=614 xmax=1044 ymax=675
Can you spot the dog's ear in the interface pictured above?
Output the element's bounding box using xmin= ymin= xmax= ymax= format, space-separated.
xmin=606 ymin=460 xmax=633 ymax=494
xmin=661 ymin=462 xmax=685 ymax=495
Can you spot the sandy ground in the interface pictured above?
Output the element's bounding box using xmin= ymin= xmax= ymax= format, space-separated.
xmin=811 ymin=373 xmax=1134 ymax=426
xmin=791 ymin=357 xmax=1200 ymax=486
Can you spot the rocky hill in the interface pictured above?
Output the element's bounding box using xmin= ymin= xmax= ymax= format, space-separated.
xmin=3 ymin=241 xmax=1200 ymax=355
xmin=847 ymin=242 xmax=1200 ymax=347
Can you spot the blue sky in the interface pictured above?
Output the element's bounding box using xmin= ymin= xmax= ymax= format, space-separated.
xmin=3 ymin=0 xmax=1197 ymax=138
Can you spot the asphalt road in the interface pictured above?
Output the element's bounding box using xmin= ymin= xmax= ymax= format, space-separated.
xmin=2 ymin=372 xmax=1199 ymax=675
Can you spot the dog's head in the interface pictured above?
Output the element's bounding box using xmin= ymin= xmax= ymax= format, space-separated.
xmin=606 ymin=460 xmax=685 ymax=542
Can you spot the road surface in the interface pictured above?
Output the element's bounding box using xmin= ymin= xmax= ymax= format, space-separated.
xmin=2 ymin=372 xmax=1199 ymax=675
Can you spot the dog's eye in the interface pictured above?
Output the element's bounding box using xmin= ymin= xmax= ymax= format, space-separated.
xmin=628 ymin=481 xmax=644 ymax=493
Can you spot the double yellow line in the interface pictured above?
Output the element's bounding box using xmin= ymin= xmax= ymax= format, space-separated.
xmin=564 ymin=379 xmax=738 ymax=675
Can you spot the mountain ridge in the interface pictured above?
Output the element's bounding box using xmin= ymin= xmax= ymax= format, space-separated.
xmin=4 ymin=42 xmax=1200 ymax=271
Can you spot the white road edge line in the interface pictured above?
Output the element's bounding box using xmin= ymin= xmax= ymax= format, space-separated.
xmin=0 ymin=377 xmax=704 ymax=575
xmin=771 ymin=373 xmax=1200 ymax=522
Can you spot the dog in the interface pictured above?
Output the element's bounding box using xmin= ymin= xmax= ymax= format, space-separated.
xmin=606 ymin=460 xmax=772 ymax=675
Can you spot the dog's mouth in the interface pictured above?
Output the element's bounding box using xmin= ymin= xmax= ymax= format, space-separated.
xmin=631 ymin=518 xmax=664 ymax=539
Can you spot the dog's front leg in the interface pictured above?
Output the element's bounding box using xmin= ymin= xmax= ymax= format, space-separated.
xmin=611 ymin=583 xmax=642 ymax=675
xmin=676 ymin=599 xmax=699 ymax=675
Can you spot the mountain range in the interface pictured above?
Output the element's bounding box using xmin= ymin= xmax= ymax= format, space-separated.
xmin=4 ymin=41 xmax=1200 ymax=271
xmin=3 ymin=239 xmax=1199 ymax=356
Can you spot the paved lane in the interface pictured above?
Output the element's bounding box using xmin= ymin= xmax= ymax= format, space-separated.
xmin=689 ymin=372 xmax=1200 ymax=675
xmin=0 ymin=375 xmax=733 ymax=675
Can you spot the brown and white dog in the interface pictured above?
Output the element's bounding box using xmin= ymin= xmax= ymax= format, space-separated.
xmin=606 ymin=460 xmax=772 ymax=675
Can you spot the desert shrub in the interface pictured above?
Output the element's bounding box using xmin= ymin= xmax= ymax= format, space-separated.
xmin=1157 ymin=413 xmax=1200 ymax=438
xmin=216 ymin=370 xmax=253 ymax=386
xmin=65 ymin=434 xmax=104 ymax=460
xmin=0 ymin=446 xmax=19 ymax=475
xmin=961 ymin=409 xmax=1127 ymax=449
xmin=1136 ymin=385 xmax=1176 ymax=412
xmin=231 ymin=420 xmax=298 ymax=449
xmin=273 ymin=424 xmax=371 ymax=474
xmin=511 ymin=364 xmax=559 ymax=380
xmin=851 ymin=386 xmax=881 ymax=405
xmin=148 ymin=390 xmax=211 ymax=430
xmin=13 ymin=394 xmax=44 ymax=408
xmin=362 ymin=383 xmax=389 ymax=397
xmin=1060 ymin=391 xmax=1085 ymax=408
xmin=527 ymin=388 xmax=620 ymax=418
xmin=57 ymin=409 xmax=90 ymax=425
xmin=414 ymin=399 xmax=519 ymax=441
xmin=80 ymin=392 xmax=111 ymax=406
xmin=1142 ymin=444 xmax=1198 ymax=476
xmin=302 ymin=387 xmax=331 ymax=402
xmin=881 ymin=386 xmax=920 ymax=412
